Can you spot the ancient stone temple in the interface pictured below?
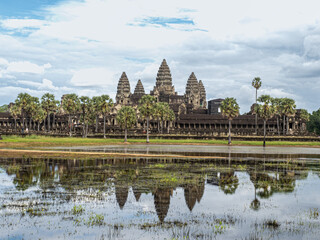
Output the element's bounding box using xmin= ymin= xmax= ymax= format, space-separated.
xmin=115 ymin=59 xmax=207 ymax=113
xmin=0 ymin=58 xmax=310 ymax=137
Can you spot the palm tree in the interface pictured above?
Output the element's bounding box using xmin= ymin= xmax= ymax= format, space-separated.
xmin=271 ymin=98 xmax=282 ymax=136
xmin=299 ymin=109 xmax=309 ymax=132
xmin=79 ymin=96 xmax=92 ymax=138
xmin=15 ymin=93 xmax=31 ymax=130
xmin=164 ymin=104 xmax=175 ymax=134
xmin=256 ymin=95 xmax=275 ymax=147
xmin=92 ymin=96 xmax=102 ymax=133
xmin=28 ymin=97 xmax=41 ymax=131
xmin=154 ymin=102 xmax=173 ymax=133
xmin=138 ymin=95 xmax=156 ymax=143
xmin=220 ymin=97 xmax=240 ymax=145
xmin=154 ymin=103 xmax=162 ymax=133
xmin=252 ymin=77 xmax=262 ymax=134
xmin=9 ymin=104 xmax=21 ymax=133
xmin=117 ymin=106 xmax=137 ymax=142
xmin=33 ymin=107 xmax=46 ymax=131
xmin=281 ymin=98 xmax=296 ymax=135
xmin=100 ymin=95 xmax=113 ymax=139
xmin=41 ymin=93 xmax=59 ymax=132
xmin=61 ymin=94 xmax=80 ymax=137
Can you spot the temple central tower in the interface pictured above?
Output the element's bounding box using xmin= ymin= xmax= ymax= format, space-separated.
xmin=151 ymin=59 xmax=175 ymax=96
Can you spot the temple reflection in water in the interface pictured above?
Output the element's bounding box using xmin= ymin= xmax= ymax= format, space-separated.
xmin=1 ymin=156 xmax=315 ymax=222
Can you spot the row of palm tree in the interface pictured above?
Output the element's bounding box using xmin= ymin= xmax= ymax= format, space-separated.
xmin=221 ymin=94 xmax=308 ymax=146
xmin=117 ymin=95 xmax=175 ymax=142
xmin=10 ymin=93 xmax=175 ymax=142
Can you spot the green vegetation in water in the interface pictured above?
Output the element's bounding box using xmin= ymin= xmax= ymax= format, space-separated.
xmin=264 ymin=219 xmax=280 ymax=229
xmin=72 ymin=205 xmax=84 ymax=215
xmin=26 ymin=207 xmax=48 ymax=217
xmin=309 ymin=208 xmax=319 ymax=219
xmin=212 ymin=220 xmax=227 ymax=235
xmin=87 ymin=213 xmax=105 ymax=226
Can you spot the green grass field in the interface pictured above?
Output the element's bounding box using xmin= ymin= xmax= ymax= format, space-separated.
xmin=1 ymin=135 xmax=320 ymax=148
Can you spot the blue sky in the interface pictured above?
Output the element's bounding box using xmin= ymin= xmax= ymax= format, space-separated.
xmin=0 ymin=0 xmax=320 ymax=113
xmin=0 ymin=0 xmax=64 ymax=18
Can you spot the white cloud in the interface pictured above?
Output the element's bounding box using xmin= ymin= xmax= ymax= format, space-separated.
xmin=0 ymin=58 xmax=9 ymax=66
xmin=18 ymin=79 xmax=60 ymax=91
xmin=6 ymin=61 xmax=51 ymax=74
xmin=0 ymin=19 xmax=48 ymax=29
xmin=70 ymin=68 xmax=117 ymax=87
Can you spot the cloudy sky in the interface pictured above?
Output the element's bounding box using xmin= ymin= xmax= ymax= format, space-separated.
xmin=0 ymin=0 xmax=319 ymax=113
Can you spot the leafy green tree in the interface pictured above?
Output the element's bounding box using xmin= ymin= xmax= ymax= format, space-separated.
xmin=61 ymin=94 xmax=80 ymax=137
xmin=100 ymin=95 xmax=113 ymax=138
xmin=41 ymin=93 xmax=59 ymax=132
xmin=79 ymin=96 xmax=94 ymax=138
xmin=154 ymin=102 xmax=174 ymax=133
xmin=221 ymin=97 xmax=240 ymax=145
xmin=92 ymin=96 xmax=102 ymax=133
xmin=28 ymin=97 xmax=41 ymax=131
xmin=281 ymin=98 xmax=296 ymax=135
xmin=138 ymin=95 xmax=156 ymax=143
xmin=165 ymin=105 xmax=175 ymax=134
xmin=300 ymin=109 xmax=309 ymax=122
xmin=33 ymin=107 xmax=46 ymax=131
xmin=256 ymin=95 xmax=275 ymax=147
xmin=0 ymin=104 xmax=8 ymax=112
xmin=252 ymin=77 xmax=262 ymax=134
xmin=15 ymin=93 xmax=32 ymax=130
xmin=307 ymin=109 xmax=320 ymax=135
xmin=9 ymin=104 xmax=21 ymax=132
xmin=117 ymin=106 xmax=137 ymax=142
xmin=271 ymin=98 xmax=282 ymax=136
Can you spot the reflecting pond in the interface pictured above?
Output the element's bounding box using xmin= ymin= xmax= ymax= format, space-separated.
xmin=1 ymin=155 xmax=320 ymax=239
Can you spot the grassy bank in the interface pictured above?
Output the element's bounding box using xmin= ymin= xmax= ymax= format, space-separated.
xmin=1 ymin=135 xmax=320 ymax=149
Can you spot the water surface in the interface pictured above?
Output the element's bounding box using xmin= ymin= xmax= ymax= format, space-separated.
xmin=1 ymin=155 xmax=320 ymax=239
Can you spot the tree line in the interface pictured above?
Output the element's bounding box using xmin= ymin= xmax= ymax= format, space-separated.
xmin=8 ymin=93 xmax=175 ymax=142
xmin=221 ymin=77 xmax=310 ymax=146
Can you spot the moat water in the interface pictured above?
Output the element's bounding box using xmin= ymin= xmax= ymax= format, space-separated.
xmin=1 ymin=149 xmax=320 ymax=239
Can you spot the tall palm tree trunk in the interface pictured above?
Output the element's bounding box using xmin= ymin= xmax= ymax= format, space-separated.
xmin=124 ymin=125 xmax=127 ymax=142
xmin=103 ymin=115 xmax=106 ymax=139
xmin=277 ymin=116 xmax=280 ymax=136
xmin=286 ymin=116 xmax=289 ymax=135
xmin=228 ymin=119 xmax=231 ymax=145
xmin=161 ymin=120 xmax=164 ymax=134
xmin=283 ymin=115 xmax=286 ymax=135
xmin=22 ymin=111 xmax=25 ymax=131
xmin=69 ymin=114 xmax=72 ymax=137
xmin=255 ymin=89 xmax=257 ymax=135
xmin=14 ymin=119 xmax=17 ymax=133
xmin=86 ymin=123 xmax=88 ymax=137
xmin=47 ymin=113 xmax=51 ymax=132
xmin=96 ymin=115 xmax=99 ymax=133
xmin=263 ymin=120 xmax=266 ymax=147
xmin=53 ymin=113 xmax=55 ymax=131
xmin=146 ymin=117 xmax=150 ymax=143
xmin=38 ymin=122 xmax=40 ymax=132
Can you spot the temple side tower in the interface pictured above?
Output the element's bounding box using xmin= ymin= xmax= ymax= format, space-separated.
xmin=185 ymin=72 xmax=200 ymax=109
xmin=199 ymin=80 xmax=207 ymax=108
xmin=133 ymin=79 xmax=145 ymax=95
xmin=151 ymin=59 xmax=175 ymax=96
xmin=131 ymin=79 xmax=145 ymax=104
xmin=116 ymin=72 xmax=131 ymax=105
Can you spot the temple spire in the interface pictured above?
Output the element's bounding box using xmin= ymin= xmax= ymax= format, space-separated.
xmin=152 ymin=59 xmax=175 ymax=95
xmin=133 ymin=79 xmax=145 ymax=95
